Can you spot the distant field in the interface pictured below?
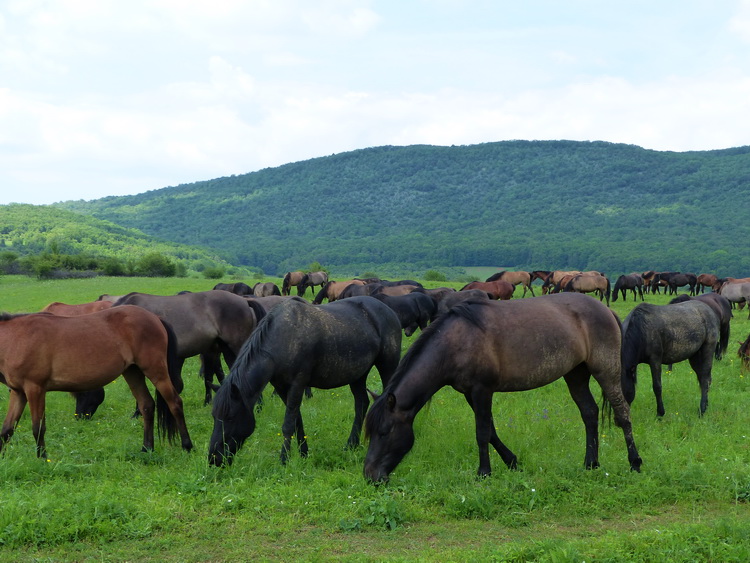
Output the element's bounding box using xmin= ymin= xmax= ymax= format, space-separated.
xmin=1 ymin=275 xmax=750 ymax=561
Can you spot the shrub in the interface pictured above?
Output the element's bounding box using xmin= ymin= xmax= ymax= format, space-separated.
xmin=203 ymin=267 xmax=225 ymax=279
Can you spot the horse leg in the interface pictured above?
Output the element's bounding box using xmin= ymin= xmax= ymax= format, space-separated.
xmin=346 ymin=377 xmax=369 ymax=449
xmin=275 ymin=384 xmax=308 ymax=463
xmin=563 ymin=368 xmax=600 ymax=469
xmin=688 ymin=350 xmax=714 ymax=416
xmin=122 ymin=369 xmax=156 ymax=452
xmin=0 ymin=389 xmax=28 ymax=453
xmin=650 ymin=362 xmax=666 ymax=417
xmin=465 ymin=388 xmax=513 ymax=476
xmin=25 ymin=386 xmax=48 ymax=458
xmin=592 ymin=371 xmax=642 ymax=472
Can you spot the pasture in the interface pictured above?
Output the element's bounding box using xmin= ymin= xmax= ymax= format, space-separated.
xmin=1 ymin=275 xmax=750 ymax=561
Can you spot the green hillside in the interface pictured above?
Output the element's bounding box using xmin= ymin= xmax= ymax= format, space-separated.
xmin=54 ymin=140 xmax=750 ymax=276
xmin=0 ymin=204 xmax=238 ymax=276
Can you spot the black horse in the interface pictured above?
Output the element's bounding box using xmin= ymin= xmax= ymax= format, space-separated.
xmin=372 ymin=292 xmax=436 ymax=337
xmin=213 ymin=282 xmax=253 ymax=296
xmin=208 ymin=296 xmax=403 ymax=466
xmin=612 ymin=274 xmax=644 ymax=302
xmin=621 ymin=301 xmax=720 ymax=417
xmin=363 ymin=293 xmax=642 ymax=483
xmin=670 ymin=293 xmax=732 ymax=360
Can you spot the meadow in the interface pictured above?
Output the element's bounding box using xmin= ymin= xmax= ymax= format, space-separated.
xmin=1 ymin=275 xmax=750 ymax=561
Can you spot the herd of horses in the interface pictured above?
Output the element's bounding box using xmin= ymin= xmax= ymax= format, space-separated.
xmin=1 ymin=267 xmax=749 ymax=485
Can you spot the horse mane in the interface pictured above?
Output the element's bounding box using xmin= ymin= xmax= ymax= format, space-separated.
xmin=621 ymin=306 xmax=651 ymax=384
xmin=0 ymin=312 xmax=32 ymax=321
xmin=113 ymin=292 xmax=139 ymax=306
xmin=669 ymin=294 xmax=692 ymax=304
xmin=212 ymin=310 xmax=278 ymax=419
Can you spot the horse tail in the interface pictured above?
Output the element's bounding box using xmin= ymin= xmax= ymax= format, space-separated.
xmin=605 ymin=278 xmax=611 ymax=305
xmin=485 ymin=271 xmax=504 ymax=282
xmin=717 ymin=320 xmax=730 ymax=361
xmin=282 ymin=273 xmax=290 ymax=296
xmin=246 ymin=299 xmax=267 ymax=326
xmin=156 ymin=319 xmax=182 ymax=444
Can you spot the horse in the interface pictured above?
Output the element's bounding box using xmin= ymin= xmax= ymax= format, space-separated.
xmin=42 ymin=300 xmax=114 ymax=315
xmin=362 ymin=293 xmax=642 ymax=483
xmin=649 ymin=272 xmax=679 ymax=294
xmin=338 ymin=282 xmax=382 ymax=299
xmin=370 ymin=284 xmax=420 ymax=297
xmin=208 ymin=296 xmax=402 ymax=466
xmin=459 ymin=280 xmax=514 ymax=300
xmin=641 ymin=271 xmax=656 ymax=294
xmin=486 ymin=271 xmax=535 ymax=296
xmin=563 ymin=273 xmax=611 ymax=306
xmin=670 ymin=293 xmax=732 ymax=360
xmin=298 ymin=271 xmax=329 ymax=297
xmin=110 ymin=291 xmax=264 ymax=404
xmin=611 ymin=274 xmax=644 ymax=303
xmin=213 ymin=282 xmax=253 ymax=296
xmin=0 ymin=306 xmax=193 ymax=457
xmin=696 ymin=273 xmax=719 ymax=294
xmin=312 ymin=280 xmax=366 ymax=304
xmin=252 ymin=282 xmax=281 ymax=297
xmin=620 ymin=301 xmax=720 ymax=417
xmin=281 ymin=271 xmax=306 ymax=296
xmin=665 ymin=273 xmax=698 ymax=296
xmin=372 ymin=292 xmax=436 ymax=337
xmin=39 ymin=300 xmax=114 ymax=418
xmin=718 ymin=281 xmax=750 ymax=318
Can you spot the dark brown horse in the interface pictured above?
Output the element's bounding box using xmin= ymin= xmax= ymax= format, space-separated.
xmin=459 ymin=280 xmax=514 ymax=300
xmin=486 ymin=271 xmax=535 ymax=296
xmin=739 ymin=332 xmax=750 ymax=372
xmin=0 ymin=306 xmax=193 ymax=457
xmin=107 ymin=291 xmax=264 ymax=405
xmin=363 ymin=293 xmax=642 ymax=482
xmin=281 ymin=271 xmax=306 ymax=296
xmin=213 ymin=282 xmax=253 ymax=296
xmin=696 ymin=273 xmax=719 ymax=294
xmin=611 ymin=274 xmax=644 ymax=303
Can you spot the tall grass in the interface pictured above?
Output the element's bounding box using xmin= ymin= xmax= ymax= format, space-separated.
xmin=1 ymin=275 xmax=749 ymax=560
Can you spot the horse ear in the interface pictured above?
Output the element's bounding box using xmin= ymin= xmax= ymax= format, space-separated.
xmin=367 ymin=388 xmax=380 ymax=402
xmin=386 ymin=392 xmax=397 ymax=411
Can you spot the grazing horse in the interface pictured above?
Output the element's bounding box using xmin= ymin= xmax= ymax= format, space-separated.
xmin=649 ymin=272 xmax=679 ymax=294
xmin=486 ymin=271 xmax=535 ymax=296
xmin=282 ymin=271 xmax=306 ymax=296
xmin=363 ymin=293 xmax=642 ymax=483
xmin=670 ymin=294 xmax=732 ymax=360
xmin=459 ymin=280 xmax=514 ymax=300
xmin=621 ymin=301 xmax=720 ymax=417
xmin=108 ymin=291 xmax=264 ymax=405
xmin=372 ymin=292 xmax=436 ymax=337
xmin=0 ymin=307 xmax=193 ymax=457
xmin=213 ymin=282 xmax=253 ymax=296
xmin=339 ymin=283 xmax=382 ymax=299
xmin=696 ymin=274 xmax=719 ymax=294
xmin=298 ymin=271 xmax=329 ymax=297
xmin=252 ymin=282 xmax=281 ymax=297
xmin=371 ymin=284 xmax=420 ymax=297
xmin=208 ymin=296 xmax=402 ymax=466
xmin=718 ymin=282 xmax=750 ymax=318
xmin=612 ymin=274 xmax=644 ymax=302
xmin=563 ymin=273 xmax=611 ymax=306
xmin=312 ymin=280 xmax=366 ymax=304
xmin=665 ymin=273 xmax=698 ymax=296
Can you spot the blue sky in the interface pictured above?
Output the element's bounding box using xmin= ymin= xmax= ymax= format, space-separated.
xmin=2 ymin=1 xmax=749 ymax=205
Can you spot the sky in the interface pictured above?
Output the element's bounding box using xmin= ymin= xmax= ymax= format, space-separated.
xmin=2 ymin=1 xmax=750 ymax=205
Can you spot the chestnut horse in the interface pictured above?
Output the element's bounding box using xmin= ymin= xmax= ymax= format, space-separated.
xmin=459 ymin=280 xmax=514 ymax=300
xmin=486 ymin=271 xmax=535 ymax=296
xmin=0 ymin=306 xmax=193 ymax=457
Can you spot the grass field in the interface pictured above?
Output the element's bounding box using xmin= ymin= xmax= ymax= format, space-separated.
xmin=1 ymin=275 xmax=750 ymax=561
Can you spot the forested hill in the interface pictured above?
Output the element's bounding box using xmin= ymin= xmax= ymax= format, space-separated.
xmin=57 ymin=140 xmax=750 ymax=276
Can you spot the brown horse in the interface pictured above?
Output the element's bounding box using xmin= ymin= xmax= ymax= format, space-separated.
xmin=371 ymin=284 xmax=420 ymax=297
xmin=486 ymin=271 xmax=535 ymax=296
xmin=0 ymin=306 xmax=193 ymax=457
xmin=282 ymin=271 xmax=306 ymax=296
xmin=312 ymin=280 xmax=366 ymax=304
xmin=459 ymin=280 xmax=514 ymax=300
xmin=42 ymin=300 xmax=114 ymax=315
xmin=739 ymin=332 xmax=750 ymax=373
xmin=363 ymin=293 xmax=642 ymax=482
xmin=563 ymin=273 xmax=611 ymax=306
xmin=696 ymin=274 xmax=719 ymax=294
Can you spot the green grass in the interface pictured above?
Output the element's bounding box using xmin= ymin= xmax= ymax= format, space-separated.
xmin=1 ymin=275 xmax=750 ymax=561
